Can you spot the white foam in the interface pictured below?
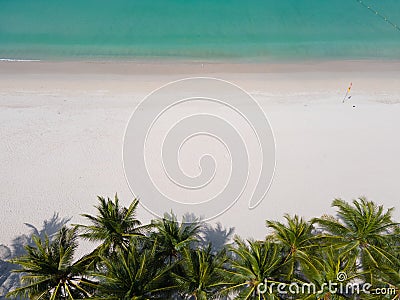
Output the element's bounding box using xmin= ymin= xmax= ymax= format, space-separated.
xmin=0 ymin=58 xmax=41 ymax=62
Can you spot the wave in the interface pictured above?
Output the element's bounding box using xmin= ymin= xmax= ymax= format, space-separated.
xmin=0 ymin=58 xmax=41 ymax=62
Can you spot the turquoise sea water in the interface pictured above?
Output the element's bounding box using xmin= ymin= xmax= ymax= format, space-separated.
xmin=0 ymin=0 xmax=399 ymax=61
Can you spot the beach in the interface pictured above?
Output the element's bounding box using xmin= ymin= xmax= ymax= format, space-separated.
xmin=2 ymin=0 xmax=400 ymax=297
xmin=1 ymin=60 xmax=400 ymax=252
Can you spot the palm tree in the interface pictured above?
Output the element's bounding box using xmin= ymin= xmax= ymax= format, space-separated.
xmin=266 ymin=214 xmax=318 ymax=281
xmin=75 ymin=195 xmax=147 ymax=255
xmin=312 ymin=198 xmax=399 ymax=284
xmin=172 ymin=245 xmax=229 ymax=300
xmin=364 ymin=231 xmax=400 ymax=300
xmin=300 ymin=246 xmax=358 ymax=300
xmin=92 ymin=239 xmax=176 ymax=299
xmin=0 ymin=213 xmax=70 ymax=297
xmin=221 ymin=237 xmax=283 ymax=299
xmin=7 ymin=226 xmax=95 ymax=299
xmin=151 ymin=212 xmax=201 ymax=265
xmin=362 ymin=264 xmax=400 ymax=299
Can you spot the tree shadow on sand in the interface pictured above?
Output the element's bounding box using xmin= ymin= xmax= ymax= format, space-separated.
xmin=181 ymin=212 xmax=235 ymax=252
xmin=201 ymin=222 xmax=235 ymax=253
xmin=0 ymin=213 xmax=70 ymax=299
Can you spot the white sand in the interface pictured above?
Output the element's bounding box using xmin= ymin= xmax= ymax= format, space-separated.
xmin=1 ymin=60 xmax=400 ymax=252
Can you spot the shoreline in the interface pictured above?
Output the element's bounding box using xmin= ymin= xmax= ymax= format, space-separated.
xmin=2 ymin=59 xmax=400 ymax=75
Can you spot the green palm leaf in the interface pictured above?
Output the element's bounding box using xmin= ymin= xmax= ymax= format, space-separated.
xmin=7 ymin=226 xmax=94 ymax=299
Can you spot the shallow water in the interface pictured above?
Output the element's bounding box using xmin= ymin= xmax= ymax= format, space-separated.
xmin=0 ymin=0 xmax=399 ymax=60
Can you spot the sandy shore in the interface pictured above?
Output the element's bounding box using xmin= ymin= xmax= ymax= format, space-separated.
xmin=1 ymin=60 xmax=400 ymax=251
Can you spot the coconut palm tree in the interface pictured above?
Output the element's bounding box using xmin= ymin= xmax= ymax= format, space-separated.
xmin=363 ymin=234 xmax=400 ymax=300
xmin=6 ymin=226 xmax=95 ymax=299
xmin=172 ymin=245 xmax=229 ymax=300
xmin=221 ymin=238 xmax=283 ymax=300
xmin=266 ymin=214 xmax=318 ymax=281
xmin=363 ymin=265 xmax=400 ymax=299
xmin=299 ymin=246 xmax=359 ymax=300
xmin=92 ymin=239 xmax=177 ymax=299
xmin=312 ymin=198 xmax=399 ymax=284
xmin=151 ymin=212 xmax=202 ymax=265
xmin=75 ymin=195 xmax=147 ymax=256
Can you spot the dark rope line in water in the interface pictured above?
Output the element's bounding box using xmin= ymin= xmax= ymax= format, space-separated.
xmin=356 ymin=0 xmax=400 ymax=32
